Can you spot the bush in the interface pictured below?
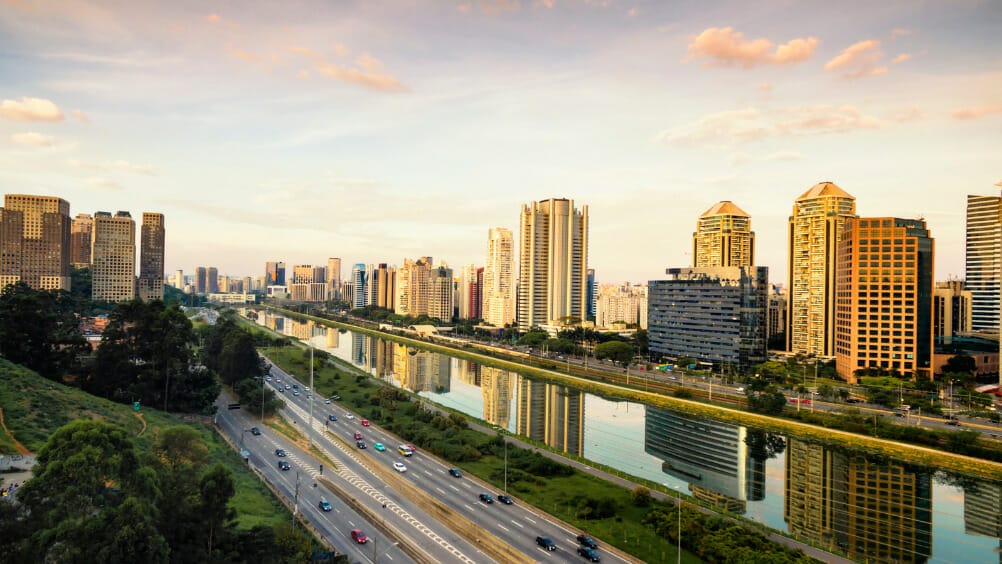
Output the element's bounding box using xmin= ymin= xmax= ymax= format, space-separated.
xmin=632 ymin=486 xmax=653 ymax=508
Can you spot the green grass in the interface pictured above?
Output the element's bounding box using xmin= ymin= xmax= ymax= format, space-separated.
xmin=0 ymin=358 xmax=290 ymax=530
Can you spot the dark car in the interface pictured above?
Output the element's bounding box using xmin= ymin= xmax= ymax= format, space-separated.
xmin=275 ymin=449 xmax=286 ymax=457
xmin=278 ymin=460 xmax=291 ymax=471
xmin=497 ymin=494 xmax=513 ymax=505
xmin=536 ymin=536 xmax=557 ymax=551
xmin=250 ymin=427 xmax=261 ymax=436
xmin=577 ymin=546 xmax=600 ymax=561
xmin=448 ymin=468 xmax=462 ymax=478
xmin=318 ymin=498 xmax=332 ymax=512
xmin=479 ymin=493 xmax=494 ymax=504
xmin=328 ymin=414 xmax=338 ymax=422
xmin=356 ymin=440 xmax=367 ymax=449
xmin=576 ymin=535 xmax=598 ymax=549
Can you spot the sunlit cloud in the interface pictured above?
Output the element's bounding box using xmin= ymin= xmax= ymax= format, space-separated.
xmin=71 ymin=109 xmax=90 ymax=124
xmin=84 ymin=177 xmax=124 ymax=191
xmin=891 ymin=53 xmax=911 ymax=64
xmin=0 ymin=97 xmax=64 ymax=121
xmin=891 ymin=28 xmax=913 ymax=38
xmin=893 ymin=105 xmax=925 ymax=123
xmin=687 ymin=27 xmax=819 ymax=68
xmin=825 ymin=39 xmax=888 ymax=79
xmin=68 ymin=158 xmax=157 ymax=175
xmin=950 ymin=105 xmax=1002 ymax=120
xmin=11 ymin=132 xmax=56 ymax=147
xmin=290 ymin=47 xmax=408 ymax=93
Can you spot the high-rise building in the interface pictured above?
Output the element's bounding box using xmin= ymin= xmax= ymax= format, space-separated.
xmin=934 ymin=280 xmax=973 ymax=345
xmin=207 ymin=267 xmax=219 ymax=293
xmin=365 ymin=264 xmax=378 ymax=306
xmin=586 ymin=268 xmax=597 ymax=322
xmin=596 ymin=282 xmax=648 ymax=329
xmin=965 ymin=193 xmax=1001 ymax=334
xmin=327 ymin=257 xmax=341 ymax=299
xmin=374 ymin=263 xmax=394 ymax=310
xmin=517 ymin=198 xmax=589 ymax=330
xmin=265 ymin=261 xmax=286 ymax=286
xmin=70 ymin=212 xmax=93 ymax=269
xmin=91 ymin=211 xmax=135 ymax=302
xmin=458 ymin=263 xmax=481 ymax=320
xmin=693 ymin=201 xmax=755 ymax=268
xmin=767 ymin=284 xmax=788 ymax=349
xmin=293 ymin=264 xmax=314 ymax=284
xmin=137 ymin=212 xmax=165 ymax=301
xmin=835 ymin=217 xmax=935 ymax=382
xmin=173 ymin=269 xmax=184 ymax=289
xmin=649 ymin=266 xmax=768 ymax=371
xmin=483 ymin=227 xmax=515 ymax=327
xmin=787 ymin=182 xmax=858 ymax=356
xmin=0 ymin=194 xmax=72 ymax=291
xmin=429 ymin=264 xmax=454 ymax=322
xmin=351 ymin=263 xmax=366 ymax=309
xmin=196 ymin=267 xmax=207 ymax=294
xmin=395 ymin=257 xmax=433 ymax=316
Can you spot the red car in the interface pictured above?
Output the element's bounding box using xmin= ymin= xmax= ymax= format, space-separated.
xmin=361 ymin=419 xmax=370 ymax=427
xmin=350 ymin=529 xmax=368 ymax=544
xmin=354 ymin=431 xmax=363 ymax=440
xmin=406 ymin=443 xmax=417 ymax=453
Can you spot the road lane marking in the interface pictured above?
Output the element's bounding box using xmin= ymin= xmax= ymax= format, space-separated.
xmin=497 ymin=524 xmax=510 ymax=532
xmin=449 ymin=485 xmax=460 ymax=492
xmin=523 ymin=516 xmax=536 ymax=524
xmin=436 ymin=488 xmax=446 ymax=495
xmin=510 ymin=520 xmax=523 ymax=528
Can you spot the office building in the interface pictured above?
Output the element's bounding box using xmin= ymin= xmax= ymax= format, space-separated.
xmin=483 ymin=227 xmax=515 ymax=327
xmin=834 ymin=218 xmax=935 ymax=382
xmin=517 ymin=198 xmax=589 ymax=330
xmin=693 ymin=200 xmax=754 ymax=268
xmin=0 ymin=194 xmax=72 ymax=291
xmin=206 ymin=267 xmax=218 ymax=293
xmin=91 ymin=211 xmax=135 ymax=302
xmin=372 ymin=263 xmax=394 ymax=309
xmin=351 ymin=263 xmax=367 ymax=309
xmin=137 ymin=212 xmax=165 ymax=301
xmin=596 ymin=283 xmax=648 ymax=329
xmin=458 ymin=263 xmax=482 ymax=320
xmin=965 ymin=193 xmax=1001 ymax=333
xmin=70 ymin=213 xmax=93 ymax=269
xmin=934 ymin=280 xmax=973 ymax=345
xmin=767 ymin=284 xmax=788 ymax=349
xmin=787 ymin=182 xmax=858 ymax=356
xmin=196 ymin=267 xmax=207 ymax=294
xmin=586 ymin=268 xmax=597 ymax=322
xmin=265 ymin=261 xmax=286 ymax=286
xmin=649 ymin=266 xmax=768 ymax=371
xmin=327 ymin=257 xmax=341 ymax=299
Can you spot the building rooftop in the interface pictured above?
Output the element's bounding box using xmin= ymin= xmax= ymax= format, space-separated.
xmin=796 ymin=181 xmax=853 ymax=201
xmin=700 ymin=200 xmax=749 ymax=218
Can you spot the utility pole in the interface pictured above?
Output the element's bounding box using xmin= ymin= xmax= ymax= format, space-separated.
xmin=309 ymin=346 xmax=314 ymax=448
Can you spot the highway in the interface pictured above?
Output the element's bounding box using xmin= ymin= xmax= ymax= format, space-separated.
xmin=266 ymin=361 xmax=637 ymax=564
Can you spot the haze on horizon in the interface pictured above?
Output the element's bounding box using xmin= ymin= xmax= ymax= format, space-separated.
xmin=1 ymin=0 xmax=999 ymax=284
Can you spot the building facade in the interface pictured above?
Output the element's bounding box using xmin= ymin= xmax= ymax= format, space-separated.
xmin=693 ymin=200 xmax=754 ymax=268
xmin=483 ymin=227 xmax=515 ymax=327
xmin=595 ymin=283 xmax=648 ymax=329
xmin=137 ymin=212 xmax=165 ymax=301
xmin=965 ymin=193 xmax=1001 ymax=334
xmin=517 ymin=198 xmax=589 ymax=330
xmin=70 ymin=212 xmax=93 ymax=269
xmin=648 ymin=266 xmax=769 ymax=371
xmin=586 ymin=268 xmax=597 ymax=322
xmin=787 ymin=182 xmax=858 ymax=356
xmin=351 ymin=263 xmax=367 ymax=309
xmin=934 ymin=280 xmax=973 ymax=345
xmin=767 ymin=284 xmax=788 ymax=349
xmin=91 ymin=211 xmax=135 ymax=302
xmin=327 ymin=257 xmax=341 ymax=300
xmin=0 ymin=194 xmax=72 ymax=291
xmin=265 ymin=261 xmax=286 ymax=286
xmin=428 ymin=264 xmax=454 ymax=322
xmin=834 ymin=217 xmax=935 ymax=382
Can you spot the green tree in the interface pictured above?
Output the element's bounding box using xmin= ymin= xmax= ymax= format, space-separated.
xmin=594 ymin=340 xmax=635 ymax=368
xmin=0 ymin=282 xmax=88 ymax=380
xmin=199 ymin=463 xmax=236 ymax=557
xmin=747 ymin=386 xmax=788 ymax=415
xmin=942 ymin=354 xmax=976 ymax=376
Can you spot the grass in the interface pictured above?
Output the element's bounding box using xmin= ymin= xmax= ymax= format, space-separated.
xmin=0 ymin=358 xmax=291 ymax=530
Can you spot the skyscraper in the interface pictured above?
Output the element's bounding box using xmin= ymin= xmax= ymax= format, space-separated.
xmin=138 ymin=212 xmax=165 ymax=301
xmin=327 ymin=257 xmax=341 ymax=299
xmin=934 ymin=280 xmax=973 ymax=345
xmin=965 ymin=193 xmax=1001 ymax=334
xmin=483 ymin=227 xmax=515 ymax=327
xmin=517 ymin=198 xmax=589 ymax=330
xmin=207 ymin=267 xmax=219 ymax=293
xmin=835 ymin=218 xmax=934 ymax=382
xmin=91 ymin=211 xmax=135 ymax=302
xmin=787 ymin=182 xmax=857 ymax=356
xmin=586 ymin=268 xmax=597 ymax=322
xmin=693 ymin=200 xmax=754 ymax=268
xmin=375 ymin=263 xmax=394 ymax=309
xmin=351 ymin=263 xmax=366 ymax=309
xmin=265 ymin=261 xmax=286 ymax=286
xmin=458 ymin=263 xmax=480 ymax=320
xmin=70 ymin=213 xmax=93 ymax=269
xmin=0 ymin=194 xmax=72 ymax=291
xmin=429 ymin=264 xmax=454 ymax=322
xmin=196 ymin=267 xmax=207 ymax=294
xmin=394 ymin=257 xmax=432 ymax=316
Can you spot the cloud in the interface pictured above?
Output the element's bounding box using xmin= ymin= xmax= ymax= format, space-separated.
xmin=206 ymin=13 xmax=221 ymax=23
xmin=84 ymin=177 xmax=124 ymax=191
xmin=11 ymin=132 xmax=56 ymax=147
xmin=824 ymin=39 xmax=888 ymax=79
xmin=891 ymin=53 xmax=911 ymax=64
xmin=893 ymin=105 xmax=925 ymax=123
xmin=68 ymin=158 xmax=156 ymax=175
xmin=290 ymin=47 xmax=407 ymax=92
xmin=659 ymin=105 xmax=881 ymax=147
xmin=0 ymin=97 xmax=64 ymax=121
xmin=71 ymin=109 xmax=90 ymax=124
xmin=686 ymin=27 xmax=819 ymax=68
xmin=229 ymin=47 xmax=258 ymax=63
xmin=891 ymin=28 xmax=912 ymax=38
xmin=950 ymin=105 xmax=1002 ymax=120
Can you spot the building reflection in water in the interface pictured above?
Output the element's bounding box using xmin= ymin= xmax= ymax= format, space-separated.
xmin=514 ymin=375 xmax=583 ymax=455
xmin=963 ymin=478 xmax=1002 ymax=563
xmin=390 ymin=343 xmax=450 ymax=393
xmin=785 ymin=438 xmax=932 ymax=564
xmin=480 ymin=366 xmax=511 ymax=428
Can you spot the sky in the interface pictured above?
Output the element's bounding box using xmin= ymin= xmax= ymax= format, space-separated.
xmin=1 ymin=0 xmax=1000 ymax=284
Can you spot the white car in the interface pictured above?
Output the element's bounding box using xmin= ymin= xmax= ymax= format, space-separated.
xmin=324 ymin=399 xmax=331 ymax=405
xmin=345 ymin=413 xmax=355 ymax=420
xmin=393 ymin=462 xmax=407 ymax=473
xmin=305 ymin=386 xmax=310 ymax=391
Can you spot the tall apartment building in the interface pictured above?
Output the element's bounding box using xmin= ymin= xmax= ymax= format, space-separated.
xmin=767 ymin=284 xmax=788 ymax=349
xmin=429 ymin=264 xmax=454 ymax=322
xmin=458 ymin=263 xmax=481 ymax=320
xmin=693 ymin=200 xmax=754 ymax=268
xmin=365 ymin=264 xmax=378 ymax=306
xmin=596 ymin=283 xmax=648 ymax=329
xmin=172 ymin=269 xmax=183 ymax=289
xmin=483 ymin=227 xmax=515 ymax=327
xmin=517 ymin=198 xmax=589 ymax=330
xmin=649 ymin=266 xmax=768 ymax=370
xmin=834 ymin=218 xmax=935 ymax=382
xmin=265 ymin=261 xmax=286 ymax=286
xmin=91 ymin=211 xmax=135 ymax=302
xmin=327 ymin=257 xmax=341 ymax=299
xmin=374 ymin=263 xmax=395 ymax=309
xmin=70 ymin=213 xmax=93 ymax=269
xmin=137 ymin=212 xmax=165 ymax=301
xmin=934 ymin=280 xmax=973 ymax=345
xmin=787 ymin=182 xmax=858 ymax=356
xmin=394 ymin=257 xmax=432 ymax=316
xmin=351 ymin=263 xmax=367 ymax=309
xmin=196 ymin=267 xmax=207 ymax=294
xmin=0 ymin=194 xmax=72 ymax=291
xmin=207 ymin=267 xmax=219 ymax=293
xmin=965 ymin=193 xmax=1001 ymax=334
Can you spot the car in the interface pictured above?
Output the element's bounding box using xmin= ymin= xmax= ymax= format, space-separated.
xmin=293 ymin=384 xmax=299 ymax=390
xmin=324 ymin=399 xmax=331 ymax=405
xmin=448 ymin=468 xmax=462 ymax=478
xmin=266 ymin=376 xmax=272 ymax=381
xmin=497 ymin=494 xmax=513 ymax=505
xmin=576 ymin=535 xmax=598 ymax=549
xmin=277 ymin=387 xmax=285 ymax=393
xmin=292 ymin=391 xmax=300 ymax=396
xmin=374 ymin=442 xmax=386 ymax=451
xmin=577 ymin=546 xmax=600 ymax=561
xmin=846 ymin=398 xmax=861 ymax=404
xmin=285 ymin=385 xmax=291 ymax=390
xmin=536 ymin=536 xmax=557 ymax=551
xmin=393 ymin=462 xmax=407 ymax=473
xmin=479 ymin=493 xmax=494 ymax=504
xmin=250 ymin=427 xmax=261 ymax=436
xmin=947 ymin=419 xmax=960 ymax=426
xmin=350 ymin=529 xmax=368 ymax=544
xmin=304 ymin=386 xmax=310 ymax=391
xmin=345 ymin=413 xmax=355 ymax=420
xmin=278 ymin=460 xmax=291 ymax=471
xmin=318 ymin=498 xmax=332 ymax=512
xmin=406 ymin=443 xmax=417 ymax=453
xmin=356 ymin=440 xmax=367 ymax=449
xmin=275 ymin=378 xmax=281 ymax=384
xmin=354 ymin=431 xmax=363 ymax=440
xmin=328 ymin=414 xmax=338 ymax=422
xmin=275 ymin=449 xmax=287 ymax=457
xmin=735 ymin=387 xmax=745 ymax=393
xmin=361 ymin=419 xmax=370 ymax=427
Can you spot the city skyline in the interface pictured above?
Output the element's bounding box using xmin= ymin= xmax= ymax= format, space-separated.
xmin=1 ymin=1 xmax=1000 ymax=282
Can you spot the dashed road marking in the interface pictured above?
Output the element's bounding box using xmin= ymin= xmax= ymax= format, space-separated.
xmin=496 ymin=524 xmax=510 ymax=532
xmin=510 ymin=520 xmax=523 ymax=529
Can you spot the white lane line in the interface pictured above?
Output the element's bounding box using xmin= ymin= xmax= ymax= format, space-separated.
xmin=497 ymin=524 xmax=510 ymax=532
xmin=449 ymin=485 xmax=460 ymax=492
xmin=385 ymin=555 xmax=394 ymax=561
xmin=510 ymin=520 xmax=524 ymax=529
xmin=523 ymin=516 xmax=537 ymax=524
xmin=464 ymin=504 xmax=476 ymax=511
xmin=423 ymin=470 xmax=433 ymax=476
xmin=436 ymin=487 xmax=447 ymax=495
xmin=461 ymin=482 xmax=472 ymax=489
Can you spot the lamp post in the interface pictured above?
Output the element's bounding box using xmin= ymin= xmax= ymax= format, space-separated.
xmin=308 ymin=345 xmax=314 ymax=448
xmin=675 ymin=486 xmax=682 ymax=564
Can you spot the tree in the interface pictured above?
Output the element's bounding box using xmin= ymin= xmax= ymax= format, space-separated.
xmin=0 ymin=282 xmax=88 ymax=380
xmin=594 ymin=340 xmax=635 ymax=368
xmin=942 ymin=354 xmax=976 ymax=376
xmin=199 ymin=463 xmax=236 ymax=558
xmin=747 ymin=386 xmax=787 ymax=415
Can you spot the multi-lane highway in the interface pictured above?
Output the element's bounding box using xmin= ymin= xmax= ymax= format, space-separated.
xmin=266 ymin=360 xmax=638 ymax=564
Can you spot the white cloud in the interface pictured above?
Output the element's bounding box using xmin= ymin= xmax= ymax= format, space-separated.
xmin=951 ymin=105 xmax=1002 ymax=120
xmin=825 ymin=40 xmax=888 ymax=79
xmin=11 ymin=132 xmax=56 ymax=147
xmin=687 ymin=27 xmax=818 ymax=68
xmin=0 ymin=97 xmax=64 ymax=121
xmin=84 ymin=177 xmax=124 ymax=191
xmin=68 ymin=158 xmax=157 ymax=175
xmin=891 ymin=53 xmax=911 ymax=64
